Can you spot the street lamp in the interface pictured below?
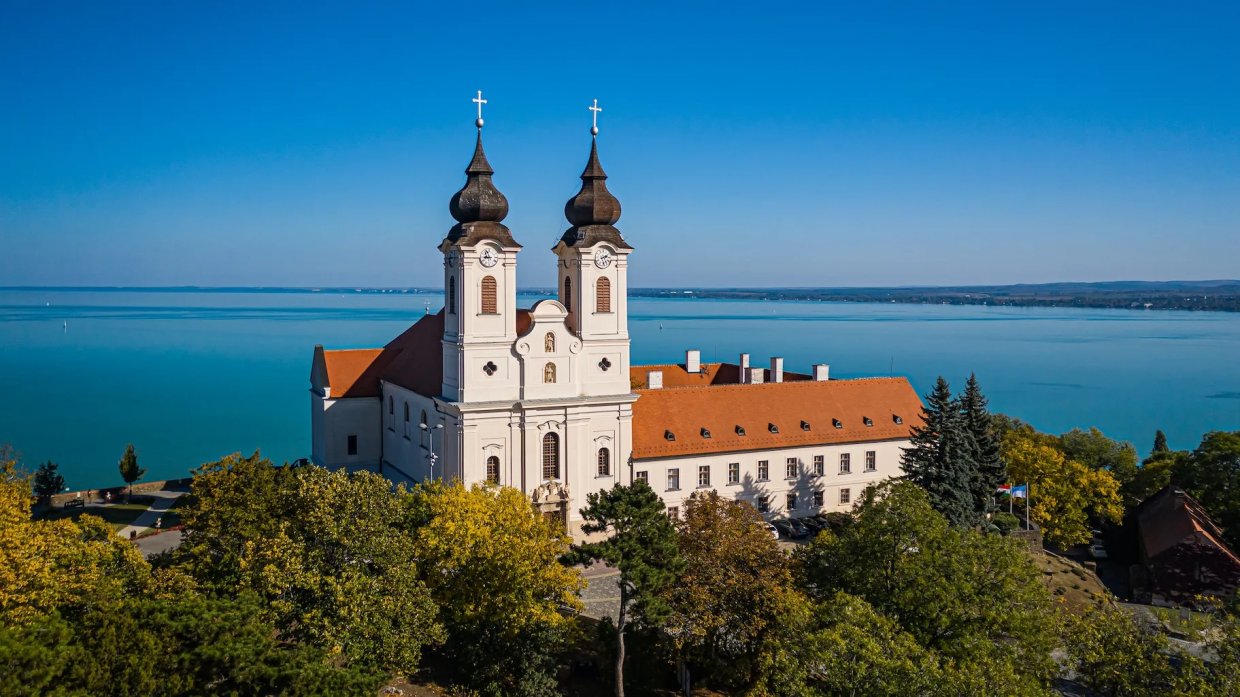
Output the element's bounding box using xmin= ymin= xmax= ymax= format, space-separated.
xmin=421 ymin=423 xmax=444 ymax=476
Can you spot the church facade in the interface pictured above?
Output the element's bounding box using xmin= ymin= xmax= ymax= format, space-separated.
xmin=309 ymin=109 xmax=923 ymax=537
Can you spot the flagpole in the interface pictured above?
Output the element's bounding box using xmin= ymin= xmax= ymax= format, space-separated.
xmin=1025 ymin=483 xmax=1030 ymax=531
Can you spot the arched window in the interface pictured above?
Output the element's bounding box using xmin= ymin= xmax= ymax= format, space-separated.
xmin=544 ymin=363 xmax=557 ymax=384
xmin=480 ymin=275 xmax=497 ymax=314
xmin=420 ymin=410 xmax=427 ymax=426
xmin=544 ymin=332 xmax=555 ymax=353
xmin=389 ymin=396 xmax=394 ymax=414
xmin=542 ymin=433 xmax=560 ymax=480
xmin=387 ymin=396 xmax=394 ymax=431
xmin=403 ymin=403 xmax=410 ymax=438
xmin=596 ymin=277 xmax=611 ymax=313
xmin=448 ymin=277 xmax=456 ymax=315
xmin=597 ymin=447 xmax=611 ymax=476
xmin=563 ymin=277 xmax=572 ymax=312
xmin=486 ymin=455 xmax=500 ymax=484
xmin=420 ymin=410 xmax=428 ymax=446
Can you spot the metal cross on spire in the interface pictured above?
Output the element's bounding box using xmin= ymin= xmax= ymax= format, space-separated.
xmin=589 ymin=98 xmax=602 ymax=135
xmin=473 ymin=90 xmax=487 ymax=128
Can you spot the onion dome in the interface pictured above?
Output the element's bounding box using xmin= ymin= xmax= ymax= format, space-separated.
xmin=443 ymin=130 xmax=520 ymax=248
xmin=559 ymin=136 xmax=631 ymax=249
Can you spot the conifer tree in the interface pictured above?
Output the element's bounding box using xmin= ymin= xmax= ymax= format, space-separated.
xmin=901 ymin=377 xmax=976 ymax=527
xmin=571 ymin=480 xmax=684 ymax=697
xmin=960 ymin=373 xmax=1005 ymax=520
xmin=118 ymin=443 xmax=144 ymax=500
xmin=1151 ymin=429 xmax=1169 ymax=455
xmin=32 ymin=460 xmax=66 ymax=505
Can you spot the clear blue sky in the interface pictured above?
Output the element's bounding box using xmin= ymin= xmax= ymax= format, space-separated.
xmin=2 ymin=1 xmax=1237 ymax=288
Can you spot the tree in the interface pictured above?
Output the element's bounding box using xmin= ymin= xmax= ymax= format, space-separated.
xmin=960 ymin=373 xmax=1005 ymax=520
xmin=1152 ymin=429 xmax=1169 ymax=455
xmin=176 ymin=456 xmax=442 ymax=677
xmin=31 ymin=461 xmax=65 ymax=506
xmin=1001 ymin=428 xmax=1123 ymax=548
xmin=572 ymin=480 xmax=681 ymax=697
xmin=661 ymin=491 xmax=810 ymax=693
xmin=408 ymin=481 xmax=582 ymax=696
xmin=1059 ymin=427 xmax=1138 ymax=487
xmin=1124 ymin=449 xmax=1185 ymax=506
xmin=1174 ymin=431 xmax=1240 ymax=548
xmin=796 ymin=481 xmax=1059 ymax=685
xmin=1061 ymin=605 xmax=1213 ymax=697
xmin=902 ymin=376 xmax=976 ymax=527
xmin=0 ymin=593 xmax=385 ymax=697
xmin=118 ymin=443 xmax=144 ymax=500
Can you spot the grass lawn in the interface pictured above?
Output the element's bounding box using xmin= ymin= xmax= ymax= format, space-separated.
xmin=38 ymin=502 xmax=151 ymax=531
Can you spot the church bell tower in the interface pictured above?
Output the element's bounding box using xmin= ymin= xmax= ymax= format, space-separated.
xmin=553 ymin=101 xmax=633 ymax=398
xmin=440 ymin=92 xmax=522 ymax=403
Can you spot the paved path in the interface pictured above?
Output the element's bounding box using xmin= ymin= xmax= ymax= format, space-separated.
xmin=133 ymin=530 xmax=186 ymax=558
xmin=117 ymin=490 xmax=183 ymax=540
xmin=579 ymin=562 xmax=622 ymax=621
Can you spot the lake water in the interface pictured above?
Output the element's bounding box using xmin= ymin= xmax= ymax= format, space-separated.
xmin=2 ymin=288 xmax=1238 ymax=489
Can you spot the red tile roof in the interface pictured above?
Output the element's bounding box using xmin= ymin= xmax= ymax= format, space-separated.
xmin=319 ymin=311 xmax=444 ymax=399
xmin=1139 ymin=487 xmax=1240 ymax=566
xmin=631 ymin=377 xmax=923 ymax=460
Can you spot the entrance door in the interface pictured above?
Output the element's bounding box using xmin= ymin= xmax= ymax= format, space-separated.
xmin=542 ymin=507 xmax=565 ymax=530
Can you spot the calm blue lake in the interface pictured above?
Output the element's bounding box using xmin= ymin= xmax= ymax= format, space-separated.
xmin=2 ymin=288 xmax=1237 ymax=489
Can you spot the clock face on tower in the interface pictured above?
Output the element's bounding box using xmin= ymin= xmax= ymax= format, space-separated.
xmin=479 ymin=248 xmax=499 ymax=268
xmin=594 ymin=249 xmax=613 ymax=269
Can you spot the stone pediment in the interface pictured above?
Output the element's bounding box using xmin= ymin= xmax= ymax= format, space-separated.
xmin=531 ymin=480 xmax=570 ymax=503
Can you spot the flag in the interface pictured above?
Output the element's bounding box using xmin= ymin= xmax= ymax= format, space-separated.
xmin=1011 ymin=484 xmax=1028 ymax=499
xmin=996 ymin=484 xmax=1011 ymax=494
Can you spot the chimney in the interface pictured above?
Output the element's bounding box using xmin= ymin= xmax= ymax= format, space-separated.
xmin=647 ymin=370 xmax=663 ymax=389
xmin=813 ymin=364 xmax=830 ymax=381
xmin=770 ymin=357 xmax=784 ymax=383
xmin=686 ymin=349 xmax=701 ymax=374
xmin=739 ymin=353 xmax=750 ymax=383
xmin=749 ymin=367 xmax=765 ymax=384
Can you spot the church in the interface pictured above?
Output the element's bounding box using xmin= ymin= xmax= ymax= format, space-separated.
xmin=309 ymin=98 xmax=923 ymax=537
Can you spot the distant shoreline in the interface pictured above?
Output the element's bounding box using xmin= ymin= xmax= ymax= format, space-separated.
xmin=5 ymin=280 xmax=1239 ymax=312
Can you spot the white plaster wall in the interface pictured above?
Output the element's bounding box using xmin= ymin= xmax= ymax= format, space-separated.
xmin=313 ymin=396 xmax=382 ymax=470
xmin=633 ymin=439 xmax=908 ymax=519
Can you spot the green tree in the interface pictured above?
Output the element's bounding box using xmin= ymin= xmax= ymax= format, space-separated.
xmin=662 ymin=491 xmax=809 ymax=693
xmin=31 ymin=461 xmax=65 ymax=506
xmin=1152 ymin=429 xmax=1169 ymax=455
xmin=1175 ymin=431 xmax=1240 ymax=548
xmin=1061 ymin=605 xmax=1213 ymax=697
xmin=0 ymin=594 xmax=385 ymax=697
xmin=902 ymin=376 xmax=976 ymax=527
xmin=1059 ymin=427 xmax=1138 ymax=487
xmin=117 ymin=443 xmax=144 ymax=500
xmin=960 ymin=373 xmax=1005 ymax=520
xmin=176 ymin=456 xmax=442 ymax=677
xmin=571 ymin=480 xmax=681 ymax=697
xmin=1124 ymin=449 xmax=1186 ymax=506
xmin=408 ymin=481 xmax=582 ymax=697
xmin=796 ymin=481 xmax=1059 ymax=685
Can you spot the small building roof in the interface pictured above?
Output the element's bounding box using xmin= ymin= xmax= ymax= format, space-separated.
xmin=1138 ymin=486 xmax=1240 ymax=566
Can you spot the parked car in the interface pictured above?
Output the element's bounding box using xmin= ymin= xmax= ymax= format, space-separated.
xmin=762 ymin=522 xmax=780 ymax=540
xmin=772 ymin=520 xmax=794 ymax=539
xmin=63 ymin=498 xmax=84 ymax=509
xmin=787 ymin=519 xmax=811 ymax=539
xmin=1089 ymin=544 xmax=1108 ymax=560
xmin=798 ymin=516 xmax=825 ymax=533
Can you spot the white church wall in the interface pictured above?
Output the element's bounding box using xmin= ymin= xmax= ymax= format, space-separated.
xmin=313 ymin=396 xmax=381 ymax=471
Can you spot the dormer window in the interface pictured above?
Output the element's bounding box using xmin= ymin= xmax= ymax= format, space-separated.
xmin=700 ymin=428 xmax=711 ymax=439
xmin=893 ymin=414 xmax=904 ymax=425
xmin=863 ymin=416 xmax=874 ymax=427
xmin=665 ymin=430 xmax=676 ymax=442
xmin=800 ymin=420 xmax=811 ymax=431
xmin=768 ymin=423 xmax=779 ymax=434
xmin=735 ymin=425 xmax=746 ymax=436
xmin=832 ymin=418 xmax=843 ymax=429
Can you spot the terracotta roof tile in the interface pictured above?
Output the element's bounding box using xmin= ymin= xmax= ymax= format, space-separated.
xmin=631 ymin=377 xmax=923 ymax=460
xmin=1138 ymin=487 xmax=1240 ymax=566
xmin=320 ymin=311 xmax=444 ymax=399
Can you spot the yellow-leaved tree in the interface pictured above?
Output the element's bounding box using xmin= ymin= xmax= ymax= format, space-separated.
xmin=1002 ymin=429 xmax=1123 ymax=548
xmin=408 ymin=481 xmax=583 ymax=695
xmin=0 ymin=446 xmax=150 ymax=626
